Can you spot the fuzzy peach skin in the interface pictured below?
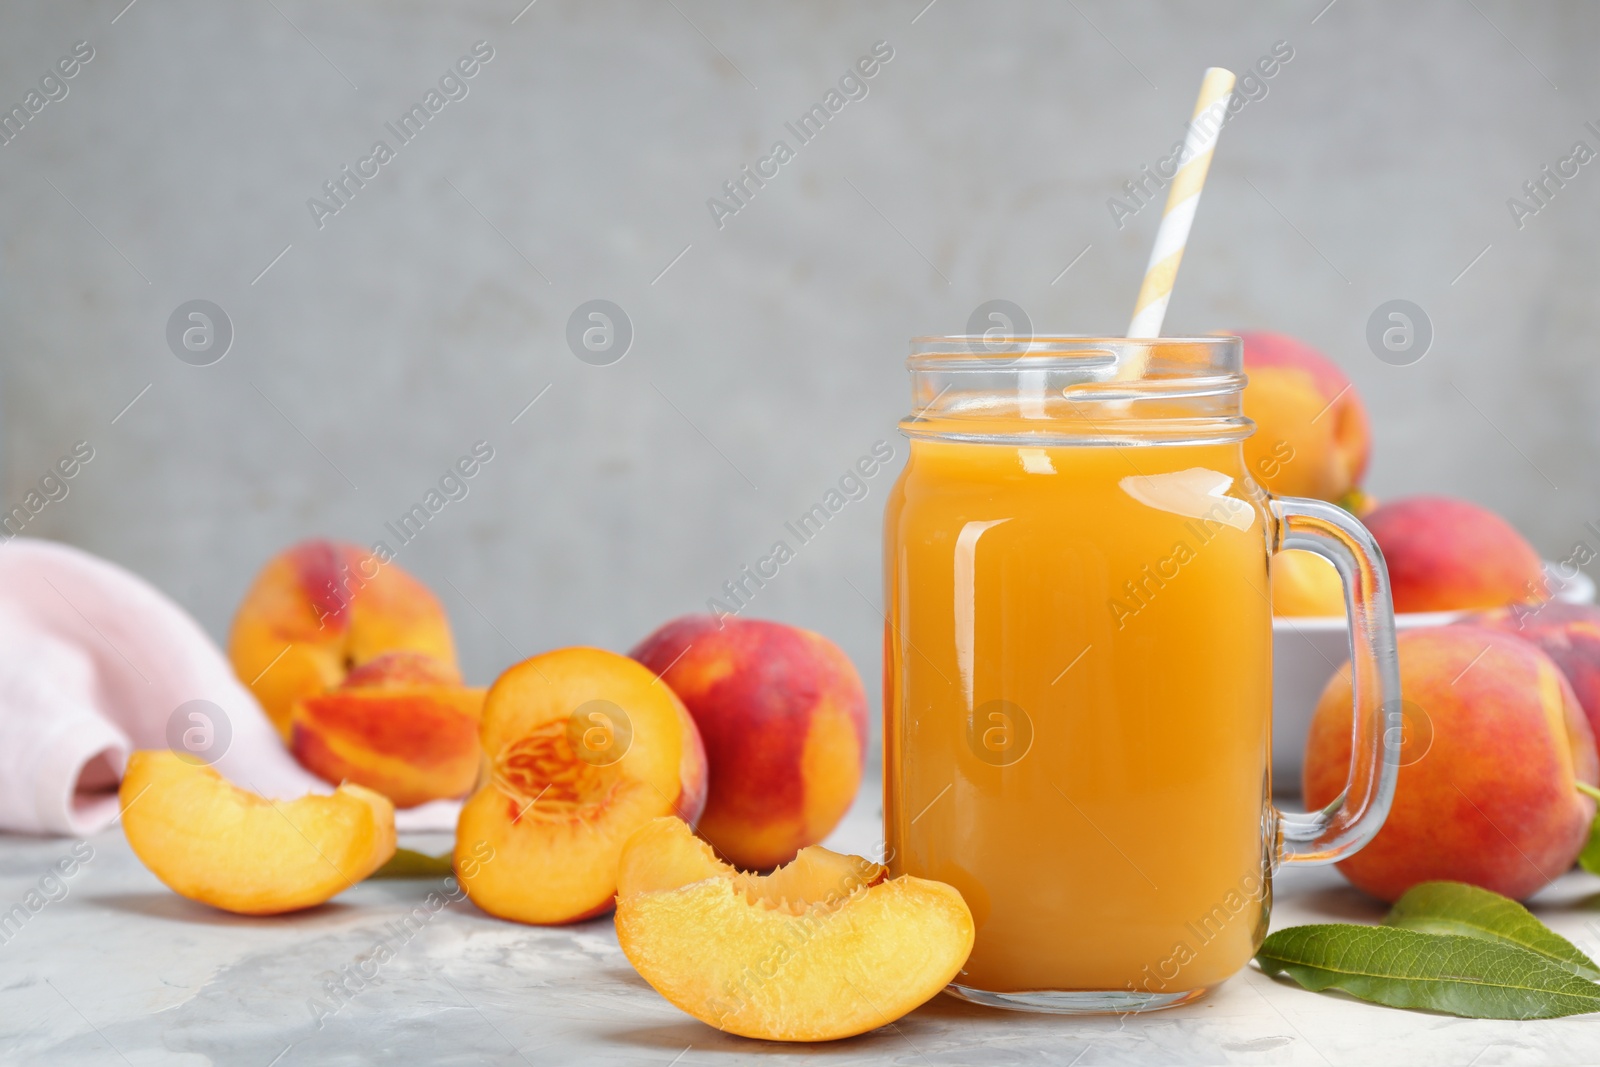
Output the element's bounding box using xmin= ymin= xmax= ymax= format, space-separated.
xmin=1238 ymin=331 xmax=1372 ymax=502
xmin=454 ymin=647 xmax=708 ymax=925
xmin=1303 ymin=626 xmax=1598 ymax=902
xmin=289 ymin=651 xmax=485 ymax=808
xmin=1270 ymin=549 xmax=1344 ymax=617
xmin=631 ymin=615 xmax=869 ymax=871
xmin=229 ymin=539 xmax=460 ymax=738
xmin=1364 ymin=495 xmax=1544 ymax=614
xmin=119 ymin=750 xmax=395 ymax=915
xmin=1463 ymin=602 xmax=1600 ymax=746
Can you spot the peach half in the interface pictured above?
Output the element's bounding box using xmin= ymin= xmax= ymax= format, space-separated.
xmin=119 ymin=750 xmax=396 ymax=915
xmin=615 ymin=817 xmax=974 ymax=1042
xmin=289 ymin=651 xmax=485 ymax=808
xmin=454 ymin=647 xmax=708 ymax=925
xmin=229 ymin=539 xmax=460 ymax=739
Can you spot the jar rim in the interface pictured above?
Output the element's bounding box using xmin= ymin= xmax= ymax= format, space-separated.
xmin=901 ymin=334 xmax=1248 ymax=445
xmin=909 ymin=334 xmax=1240 ymax=365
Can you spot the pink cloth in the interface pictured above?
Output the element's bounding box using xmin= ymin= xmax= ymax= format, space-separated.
xmin=0 ymin=539 xmax=458 ymax=836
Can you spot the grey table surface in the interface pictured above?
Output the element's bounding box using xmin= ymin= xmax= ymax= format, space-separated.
xmin=3 ymin=786 xmax=1599 ymax=1067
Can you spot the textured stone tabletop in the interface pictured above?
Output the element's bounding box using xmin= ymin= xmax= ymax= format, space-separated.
xmin=3 ymin=789 xmax=1599 ymax=1067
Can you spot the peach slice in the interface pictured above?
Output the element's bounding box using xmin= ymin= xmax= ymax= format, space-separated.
xmin=615 ymin=817 xmax=974 ymax=1042
xmin=229 ymin=539 xmax=460 ymax=739
xmin=289 ymin=651 xmax=485 ymax=808
xmin=119 ymin=750 xmax=396 ymax=915
xmin=454 ymin=647 xmax=708 ymax=925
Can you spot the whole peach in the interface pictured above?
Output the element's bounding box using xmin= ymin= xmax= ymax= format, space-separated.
xmin=1303 ymin=626 xmax=1598 ymax=902
xmin=630 ymin=615 xmax=868 ymax=870
xmin=229 ymin=539 xmax=459 ymax=737
xmin=1239 ymin=331 xmax=1371 ymax=502
xmin=1270 ymin=549 xmax=1344 ymax=617
xmin=1461 ymin=601 xmax=1600 ymax=745
xmin=1364 ymin=496 xmax=1544 ymax=613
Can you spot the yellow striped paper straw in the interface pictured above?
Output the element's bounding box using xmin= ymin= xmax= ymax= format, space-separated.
xmin=1125 ymin=67 xmax=1237 ymax=344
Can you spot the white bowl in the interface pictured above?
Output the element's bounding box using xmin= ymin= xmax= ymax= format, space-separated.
xmin=1271 ymin=564 xmax=1594 ymax=791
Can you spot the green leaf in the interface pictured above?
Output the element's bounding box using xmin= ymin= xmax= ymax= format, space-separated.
xmin=1581 ymin=814 xmax=1600 ymax=877
xmin=368 ymin=847 xmax=454 ymax=879
xmin=1384 ymin=881 xmax=1600 ymax=980
xmin=1256 ymin=925 xmax=1600 ymax=1019
xmin=1578 ymin=783 xmax=1600 ymax=876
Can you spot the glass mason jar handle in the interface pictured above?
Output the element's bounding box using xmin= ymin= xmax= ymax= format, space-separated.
xmin=1270 ymin=496 xmax=1403 ymax=866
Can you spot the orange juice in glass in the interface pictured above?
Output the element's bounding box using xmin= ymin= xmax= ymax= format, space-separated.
xmin=882 ymin=336 xmax=1402 ymax=1012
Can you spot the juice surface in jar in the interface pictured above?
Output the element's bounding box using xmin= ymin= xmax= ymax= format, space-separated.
xmin=883 ymin=431 xmax=1274 ymax=996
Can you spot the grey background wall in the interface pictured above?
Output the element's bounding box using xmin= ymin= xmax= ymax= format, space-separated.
xmin=3 ymin=1 xmax=1598 ymax=707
